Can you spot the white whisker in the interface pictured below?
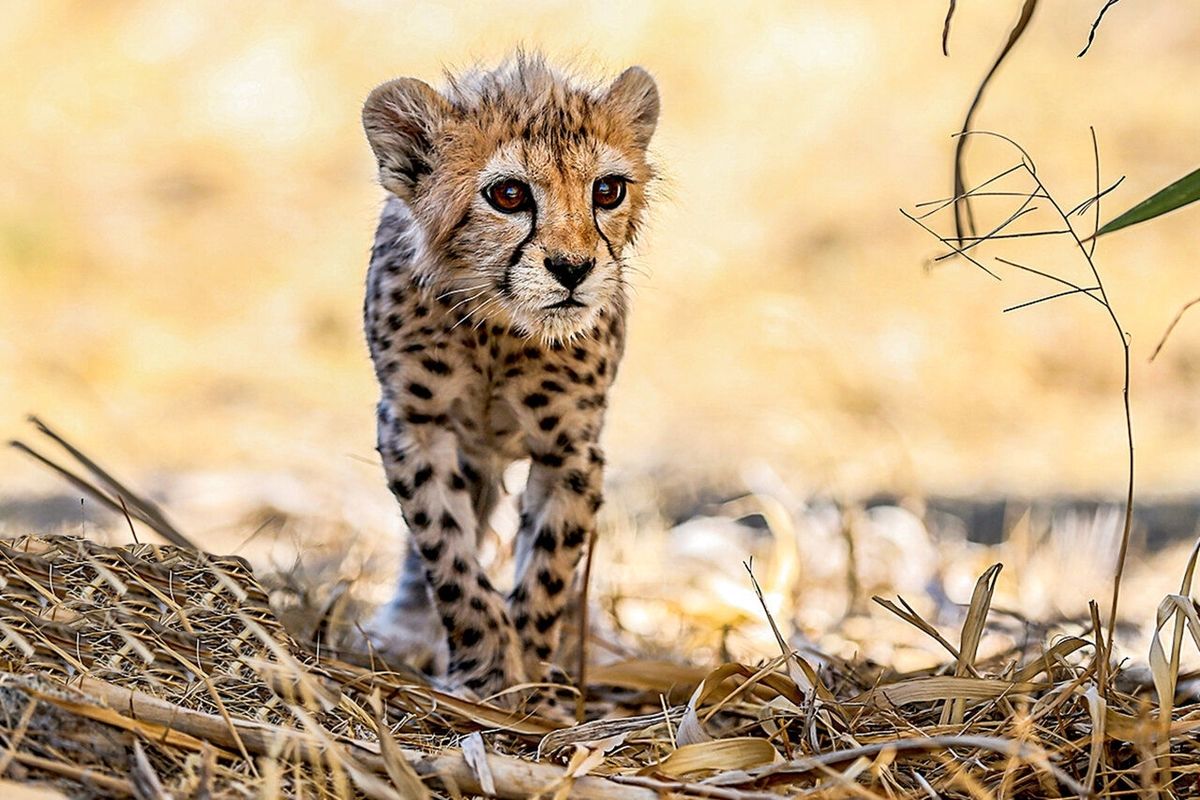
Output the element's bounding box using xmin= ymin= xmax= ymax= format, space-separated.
xmin=437 ymin=283 xmax=489 ymax=299
xmin=445 ymin=289 xmax=489 ymax=319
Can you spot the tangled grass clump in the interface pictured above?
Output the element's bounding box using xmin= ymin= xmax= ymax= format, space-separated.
xmin=0 ymin=518 xmax=1198 ymax=799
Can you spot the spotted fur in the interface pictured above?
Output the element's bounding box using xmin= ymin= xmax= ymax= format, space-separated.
xmin=360 ymin=55 xmax=659 ymax=699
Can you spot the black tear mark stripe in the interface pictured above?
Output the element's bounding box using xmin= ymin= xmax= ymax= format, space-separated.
xmin=592 ymin=207 xmax=619 ymax=263
xmin=501 ymin=195 xmax=539 ymax=297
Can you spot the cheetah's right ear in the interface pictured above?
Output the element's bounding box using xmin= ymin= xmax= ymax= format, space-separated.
xmin=604 ymin=66 xmax=660 ymax=150
xmin=363 ymin=78 xmax=452 ymax=201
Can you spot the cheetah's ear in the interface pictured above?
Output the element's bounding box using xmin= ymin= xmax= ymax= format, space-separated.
xmin=362 ymin=78 xmax=452 ymax=201
xmin=603 ymin=66 xmax=660 ymax=149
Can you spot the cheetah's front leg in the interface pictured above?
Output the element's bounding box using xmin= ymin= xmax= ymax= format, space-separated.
xmin=376 ymin=404 xmax=525 ymax=695
xmin=509 ymin=438 xmax=606 ymax=681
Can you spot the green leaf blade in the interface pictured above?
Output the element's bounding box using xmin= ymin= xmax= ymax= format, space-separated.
xmin=1096 ymin=166 xmax=1200 ymax=237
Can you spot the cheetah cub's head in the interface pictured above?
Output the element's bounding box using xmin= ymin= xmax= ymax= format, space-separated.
xmin=363 ymin=56 xmax=659 ymax=343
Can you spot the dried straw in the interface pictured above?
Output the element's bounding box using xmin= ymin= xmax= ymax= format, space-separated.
xmin=4 ymin=426 xmax=1200 ymax=797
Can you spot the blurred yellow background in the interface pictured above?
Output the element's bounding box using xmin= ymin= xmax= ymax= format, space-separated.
xmin=2 ymin=1 xmax=1198 ymax=521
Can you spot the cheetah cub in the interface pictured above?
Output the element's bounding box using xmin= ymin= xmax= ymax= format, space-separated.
xmin=360 ymin=55 xmax=659 ymax=697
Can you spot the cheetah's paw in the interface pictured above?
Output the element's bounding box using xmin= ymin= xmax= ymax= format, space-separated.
xmin=358 ymin=600 xmax=448 ymax=674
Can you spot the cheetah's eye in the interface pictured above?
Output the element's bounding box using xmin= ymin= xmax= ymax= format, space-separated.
xmin=593 ymin=176 xmax=627 ymax=210
xmin=484 ymin=179 xmax=531 ymax=213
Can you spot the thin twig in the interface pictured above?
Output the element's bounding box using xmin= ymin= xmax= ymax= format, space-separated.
xmin=994 ymin=257 xmax=1107 ymax=308
xmin=906 ymin=128 xmax=1136 ymax=684
xmin=1078 ymin=0 xmax=1122 ymax=57
xmin=942 ymin=0 xmax=958 ymax=56
xmin=1003 ymin=285 xmax=1101 ymax=314
xmin=1149 ymin=297 xmax=1200 ymax=363
xmin=575 ymin=527 xmax=599 ymax=723
xmin=1068 ymin=177 xmax=1125 ymax=219
xmin=951 ymin=0 xmax=1040 ymax=244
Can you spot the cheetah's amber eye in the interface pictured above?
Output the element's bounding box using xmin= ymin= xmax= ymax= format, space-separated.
xmin=593 ymin=176 xmax=627 ymax=210
xmin=485 ymin=179 xmax=531 ymax=213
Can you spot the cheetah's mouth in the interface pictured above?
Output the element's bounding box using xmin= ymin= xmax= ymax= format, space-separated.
xmin=543 ymin=297 xmax=586 ymax=310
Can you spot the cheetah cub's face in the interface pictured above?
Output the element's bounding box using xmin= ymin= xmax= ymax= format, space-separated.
xmin=363 ymin=58 xmax=659 ymax=343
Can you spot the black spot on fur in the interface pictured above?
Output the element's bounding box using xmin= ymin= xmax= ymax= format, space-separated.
xmin=419 ymin=540 xmax=444 ymax=561
xmin=535 ymin=611 xmax=560 ymax=633
xmin=413 ymin=465 xmax=434 ymax=488
xmin=540 ymin=380 xmax=565 ymax=393
xmin=450 ymin=472 xmax=467 ymax=491
xmin=532 ymin=451 xmax=564 ymax=468
xmin=538 ymin=415 xmax=560 ymax=431
xmin=524 ymin=393 xmax=549 ymax=409
xmin=451 ymin=656 xmax=478 ymax=674
xmin=407 ymin=382 xmax=433 ymax=399
xmin=441 ymin=512 xmax=461 ymax=532
xmin=388 ymin=479 xmax=412 ymax=500
xmin=533 ymin=527 xmax=557 ymax=552
xmin=564 ymin=470 xmax=588 ymax=494
xmin=538 ymin=570 xmax=565 ymax=596
xmin=461 ymin=627 xmax=483 ymax=647
xmin=563 ymin=525 xmax=587 ymax=549
xmin=411 ymin=511 xmax=430 ymax=529
xmin=437 ymin=582 xmax=462 ymax=603
xmin=421 ymin=358 xmax=451 ymax=375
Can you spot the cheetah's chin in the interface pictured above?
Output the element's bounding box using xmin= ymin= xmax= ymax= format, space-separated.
xmin=517 ymin=304 xmax=604 ymax=346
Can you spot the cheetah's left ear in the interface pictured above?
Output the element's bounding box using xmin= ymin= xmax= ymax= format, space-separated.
xmin=604 ymin=66 xmax=659 ymax=149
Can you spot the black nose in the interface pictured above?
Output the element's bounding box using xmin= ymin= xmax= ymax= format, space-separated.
xmin=544 ymin=257 xmax=594 ymax=290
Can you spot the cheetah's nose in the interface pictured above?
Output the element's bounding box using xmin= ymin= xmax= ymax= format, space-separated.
xmin=544 ymin=257 xmax=594 ymax=291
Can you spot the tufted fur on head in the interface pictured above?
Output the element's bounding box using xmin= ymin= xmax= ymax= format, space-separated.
xmin=363 ymin=54 xmax=659 ymax=344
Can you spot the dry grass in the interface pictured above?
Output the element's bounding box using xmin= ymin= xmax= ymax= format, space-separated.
xmin=3 ymin=430 xmax=1200 ymax=798
xmin=2 ymin=527 xmax=1199 ymax=799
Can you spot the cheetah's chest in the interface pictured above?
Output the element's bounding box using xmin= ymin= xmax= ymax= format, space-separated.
xmin=476 ymin=392 xmax=527 ymax=462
